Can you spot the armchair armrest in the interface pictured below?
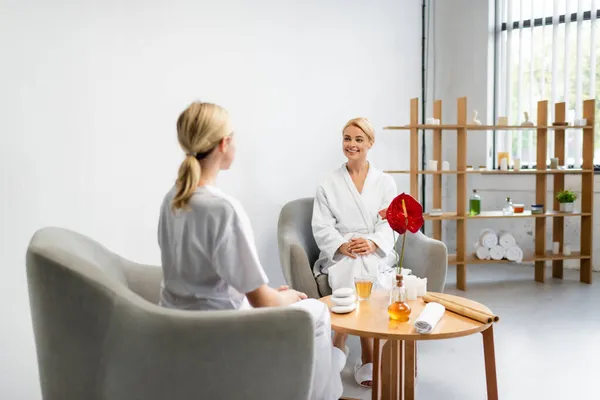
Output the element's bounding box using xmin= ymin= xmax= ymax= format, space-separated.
xmin=120 ymin=260 xmax=163 ymax=304
xmin=278 ymin=232 xmax=320 ymax=299
xmin=109 ymin=300 xmax=315 ymax=400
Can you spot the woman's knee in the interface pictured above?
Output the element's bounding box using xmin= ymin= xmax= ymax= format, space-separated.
xmin=293 ymin=298 xmax=330 ymax=332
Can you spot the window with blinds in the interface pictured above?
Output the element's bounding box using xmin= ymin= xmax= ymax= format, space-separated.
xmin=494 ymin=0 xmax=599 ymax=169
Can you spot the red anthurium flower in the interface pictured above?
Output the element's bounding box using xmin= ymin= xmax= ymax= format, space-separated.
xmin=385 ymin=193 xmax=424 ymax=234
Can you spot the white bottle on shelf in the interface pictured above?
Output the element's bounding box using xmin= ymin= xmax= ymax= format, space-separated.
xmin=502 ymin=197 xmax=514 ymax=216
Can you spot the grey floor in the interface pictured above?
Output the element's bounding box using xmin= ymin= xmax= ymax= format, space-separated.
xmin=340 ymin=264 xmax=600 ymax=400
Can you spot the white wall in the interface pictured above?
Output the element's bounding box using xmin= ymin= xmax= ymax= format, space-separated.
xmin=0 ymin=0 xmax=421 ymax=397
xmin=428 ymin=0 xmax=600 ymax=271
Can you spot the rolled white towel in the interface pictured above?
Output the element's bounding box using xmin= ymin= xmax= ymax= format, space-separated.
xmin=475 ymin=245 xmax=490 ymax=260
xmin=498 ymin=231 xmax=516 ymax=249
xmin=505 ymin=246 xmax=523 ymax=263
xmin=479 ymin=229 xmax=498 ymax=249
xmin=489 ymin=245 xmax=505 ymax=260
xmin=414 ymin=302 xmax=446 ymax=334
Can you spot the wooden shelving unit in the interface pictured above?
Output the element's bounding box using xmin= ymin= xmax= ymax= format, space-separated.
xmin=384 ymin=97 xmax=595 ymax=290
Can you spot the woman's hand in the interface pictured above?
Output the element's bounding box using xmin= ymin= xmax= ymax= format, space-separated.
xmin=279 ymin=288 xmax=308 ymax=305
xmin=348 ymin=238 xmax=377 ymax=256
xmin=246 ymin=285 xmax=307 ymax=308
xmin=338 ymin=242 xmax=358 ymax=259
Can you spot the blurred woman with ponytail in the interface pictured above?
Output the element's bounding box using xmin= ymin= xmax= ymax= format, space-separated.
xmin=157 ymin=102 xmax=346 ymax=400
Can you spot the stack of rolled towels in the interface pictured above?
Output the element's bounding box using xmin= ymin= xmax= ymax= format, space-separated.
xmin=474 ymin=229 xmax=523 ymax=263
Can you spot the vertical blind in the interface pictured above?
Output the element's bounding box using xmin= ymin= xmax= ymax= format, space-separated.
xmin=495 ymin=0 xmax=600 ymax=168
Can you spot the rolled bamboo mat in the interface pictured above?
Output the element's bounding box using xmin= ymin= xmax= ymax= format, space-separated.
xmin=426 ymin=293 xmax=500 ymax=322
xmin=423 ymin=294 xmax=499 ymax=324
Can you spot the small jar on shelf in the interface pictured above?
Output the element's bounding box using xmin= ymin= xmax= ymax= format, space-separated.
xmin=502 ymin=197 xmax=514 ymax=215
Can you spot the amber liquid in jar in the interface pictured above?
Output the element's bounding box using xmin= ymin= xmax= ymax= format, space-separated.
xmin=388 ymin=274 xmax=412 ymax=322
xmin=388 ymin=301 xmax=411 ymax=322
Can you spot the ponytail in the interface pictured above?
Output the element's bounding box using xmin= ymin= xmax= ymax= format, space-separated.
xmin=170 ymin=102 xmax=232 ymax=210
xmin=172 ymin=155 xmax=201 ymax=210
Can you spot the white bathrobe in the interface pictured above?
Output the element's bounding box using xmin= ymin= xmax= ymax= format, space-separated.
xmin=159 ymin=185 xmax=345 ymax=400
xmin=312 ymin=163 xmax=398 ymax=291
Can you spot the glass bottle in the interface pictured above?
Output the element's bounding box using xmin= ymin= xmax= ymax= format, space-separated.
xmin=502 ymin=196 xmax=514 ymax=215
xmin=469 ymin=189 xmax=481 ymax=216
xmin=388 ymin=274 xmax=411 ymax=322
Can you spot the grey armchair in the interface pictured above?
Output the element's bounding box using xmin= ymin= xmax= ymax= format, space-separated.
xmin=26 ymin=227 xmax=315 ymax=400
xmin=277 ymin=198 xmax=448 ymax=298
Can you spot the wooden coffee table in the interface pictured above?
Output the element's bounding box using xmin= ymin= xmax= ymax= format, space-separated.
xmin=321 ymin=290 xmax=498 ymax=400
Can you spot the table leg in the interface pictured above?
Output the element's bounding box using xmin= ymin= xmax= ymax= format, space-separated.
xmin=372 ymin=338 xmax=381 ymax=400
xmin=482 ymin=325 xmax=499 ymax=400
xmin=381 ymin=340 xmax=403 ymax=400
xmin=414 ymin=342 xmax=418 ymax=379
xmin=390 ymin=340 xmax=401 ymax=399
xmin=399 ymin=341 xmax=406 ymax=399
xmin=404 ymin=341 xmax=416 ymax=400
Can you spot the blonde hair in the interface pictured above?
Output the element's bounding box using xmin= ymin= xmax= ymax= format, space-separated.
xmin=343 ymin=117 xmax=375 ymax=143
xmin=172 ymin=102 xmax=232 ymax=210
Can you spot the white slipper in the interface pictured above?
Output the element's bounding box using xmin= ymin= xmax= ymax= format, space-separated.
xmin=354 ymin=362 xmax=373 ymax=388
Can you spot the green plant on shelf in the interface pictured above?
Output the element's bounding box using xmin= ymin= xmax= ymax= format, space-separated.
xmin=556 ymin=189 xmax=577 ymax=203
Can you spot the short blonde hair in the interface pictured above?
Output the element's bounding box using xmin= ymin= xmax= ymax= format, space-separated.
xmin=343 ymin=117 xmax=375 ymax=143
xmin=172 ymin=102 xmax=232 ymax=210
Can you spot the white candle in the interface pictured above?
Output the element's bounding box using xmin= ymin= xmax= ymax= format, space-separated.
xmin=552 ymin=242 xmax=560 ymax=255
xmin=563 ymin=244 xmax=572 ymax=256
xmin=407 ymin=283 xmax=417 ymax=301
xmin=513 ymin=158 xmax=521 ymax=171
xmin=427 ymin=160 xmax=438 ymax=171
xmin=405 ymin=276 xmax=418 ymax=301
xmin=416 ymin=278 xmax=427 ymax=297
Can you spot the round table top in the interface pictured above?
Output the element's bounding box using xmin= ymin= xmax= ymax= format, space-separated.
xmin=320 ymin=290 xmax=492 ymax=340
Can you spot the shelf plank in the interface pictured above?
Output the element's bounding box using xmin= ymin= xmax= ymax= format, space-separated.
xmin=448 ymin=251 xmax=588 ymax=265
xmin=384 ymin=170 xmax=463 ymax=175
xmin=384 ymin=169 xmax=593 ymax=175
xmin=465 ymin=168 xmax=593 ymax=175
xmin=468 ymin=210 xmax=591 ymax=219
xmin=383 ymin=124 xmax=463 ymax=130
xmin=423 ymin=212 xmax=461 ymax=221
xmin=466 ymin=125 xmax=591 ymax=130
xmin=383 ymin=124 xmax=592 ymax=131
xmin=423 ymin=210 xmax=591 ymax=220
xmin=448 ymin=254 xmax=517 ymax=265
xmin=536 ymin=251 xmax=590 ymax=261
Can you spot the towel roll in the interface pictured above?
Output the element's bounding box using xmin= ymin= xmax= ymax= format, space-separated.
xmin=498 ymin=231 xmax=516 ymax=249
xmin=475 ymin=245 xmax=490 ymax=260
xmin=479 ymin=229 xmax=498 ymax=249
xmin=489 ymin=245 xmax=505 ymax=260
xmin=505 ymin=246 xmax=523 ymax=263
xmin=414 ymin=302 xmax=446 ymax=334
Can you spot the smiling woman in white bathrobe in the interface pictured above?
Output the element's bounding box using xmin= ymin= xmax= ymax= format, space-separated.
xmin=312 ymin=117 xmax=398 ymax=388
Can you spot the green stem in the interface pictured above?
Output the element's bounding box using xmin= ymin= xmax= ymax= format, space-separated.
xmin=398 ymin=231 xmax=407 ymax=275
xmin=394 ymin=231 xmax=399 ymax=272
